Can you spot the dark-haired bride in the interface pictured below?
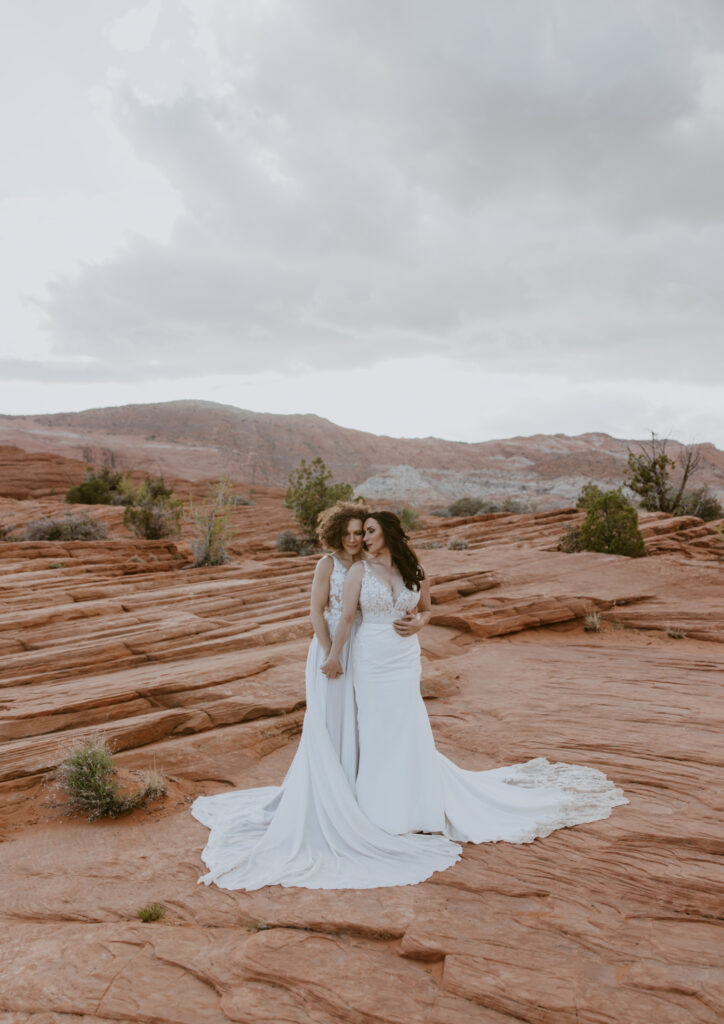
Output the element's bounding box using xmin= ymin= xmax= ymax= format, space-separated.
xmin=192 ymin=509 xmax=627 ymax=890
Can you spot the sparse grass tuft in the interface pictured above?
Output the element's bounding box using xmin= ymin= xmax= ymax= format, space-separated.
xmin=137 ymin=903 xmax=166 ymax=923
xmin=447 ymin=536 xmax=469 ymax=550
xmin=54 ymin=737 xmax=167 ymax=821
xmin=189 ymin=479 xmax=235 ymax=566
xmin=666 ymin=624 xmax=686 ymax=639
xmin=49 ymin=562 xmax=63 ymax=569
xmin=583 ymin=610 xmax=601 ymax=632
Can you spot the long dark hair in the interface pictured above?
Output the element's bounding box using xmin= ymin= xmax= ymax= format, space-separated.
xmin=365 ymin=511 xmax=425 ymax=591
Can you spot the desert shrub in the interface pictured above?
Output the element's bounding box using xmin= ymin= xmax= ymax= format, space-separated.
xmin=679 ymin=486 xmax=723 ymax=522
xmin=577 ymin=487 xmax=645 ymax=557
xmin=228 ymin=493 xmax=255 ymax=506
xmin=284 ymin=457 xmax=354 ymax=542
xmin=276 ymin=530 xmax=315 ymax=555
xmin=429 ymin=508 xmax=449 ymax=517
xmin=666 ymin=624 xmax=686 ymax=639
xmin=65 ymin=466 xmax=130 ymax=505
xmin=398 ymin=507 xmax=421 ymax=532
xmin=23 ymin=513 xmax=108 ymax=541
xmin=54 ymin=738 xmax=166 ymax=821
xmin=137 ymin=903 xmax=166 ymax=923
xmin=419 ymin=540 xmax=443 ymax=549
xmin=123 ymin=476 xmax=182 ymax=540
xmin=447 ymin=496 xmax=485 ymax=517
xmin=447 ymin=536 xmax=469 ymax=550
xmin=189 ymin=479 xmax=234 ymax=566
xmin=558 ymin=526 xmax=583 ymax=552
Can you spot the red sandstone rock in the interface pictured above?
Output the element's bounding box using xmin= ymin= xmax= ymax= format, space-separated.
xmin=0 ymin=452 xmax=722 ymax=1023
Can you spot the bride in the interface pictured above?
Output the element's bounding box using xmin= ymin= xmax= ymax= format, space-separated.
xmin=191 ymin=507 xmax=627 ymax=890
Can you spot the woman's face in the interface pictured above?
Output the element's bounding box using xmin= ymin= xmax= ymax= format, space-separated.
xmin=341 ymin=518 xmax=364 ymax=557
xmin=363 ymin=517 xmax=387 ymax=556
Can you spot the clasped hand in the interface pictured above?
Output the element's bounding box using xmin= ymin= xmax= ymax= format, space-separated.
xmin=321 ymin=654 xmax=343 ymax=679
xmin=393 ymin=612 xmax=422 ymax=637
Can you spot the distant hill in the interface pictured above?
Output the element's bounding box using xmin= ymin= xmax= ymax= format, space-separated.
xmin=1 ymin=400 xmax=723 ymax=507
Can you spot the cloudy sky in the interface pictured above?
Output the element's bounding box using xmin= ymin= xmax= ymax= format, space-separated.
xmin=1 ymin=0 xmax=723 ymax=445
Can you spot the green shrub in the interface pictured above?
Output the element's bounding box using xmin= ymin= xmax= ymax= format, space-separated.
xmin=123 ymin=476 xmax=182 ymax=540
xmin=679 ymin=487 xmax=723 ymax=522
xmin=190 ymin=479 xmax=234 ymax=566
xmin=576 ymin=486 xmax=645 ymax=557
xmin=398 ymin=507 xmax=421 ymax=532
xmin=447 ymin=536 xmax=469 ymax=550
xmin=54 ymin=738 xmax=166 ymax=821
xmin=447 ymin=496 xmax=485 ymax=517
xmin=65 ymin=467 xmax=130 ymax=505
xmin=137 ymin=903 xmax=166 ymax=923
xmin=23 ymin=514 xmax=108 ymax=541
xmin=284 ymin=457 xmax=355 ymax=542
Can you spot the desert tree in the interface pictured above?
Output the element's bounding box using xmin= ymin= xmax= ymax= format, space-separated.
xmin=284 ymin=456 xmax=355 ymax=543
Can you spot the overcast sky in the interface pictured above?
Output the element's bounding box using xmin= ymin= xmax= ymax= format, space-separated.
xmin=1 ymin=0 xmax=723 ymax=445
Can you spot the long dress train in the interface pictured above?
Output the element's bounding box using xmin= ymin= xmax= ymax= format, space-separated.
xmin=353 ymin=561 xmax=628 ymax=844
xmin=190 ymin=556 xmax=462 ymax=890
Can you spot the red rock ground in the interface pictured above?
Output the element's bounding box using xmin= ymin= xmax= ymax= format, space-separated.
xmin=0 ymin=448 xmax=722 ymax=1024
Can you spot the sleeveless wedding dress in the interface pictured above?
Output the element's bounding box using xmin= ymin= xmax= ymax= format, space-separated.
xmin=191 ymin=558 xmax=627 ymax=890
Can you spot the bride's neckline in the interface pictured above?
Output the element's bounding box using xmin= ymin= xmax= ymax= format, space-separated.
xmin=365 ymin=560 xmax=407 ymax=603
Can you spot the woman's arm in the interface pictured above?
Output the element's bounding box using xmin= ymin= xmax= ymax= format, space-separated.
xmin=321 ymin=562 xmax=364 ymax=678
xmin=393 ymin=576 xmax=432 ymax=636
xmin=310 ymin=555 xmax=334 ymax=655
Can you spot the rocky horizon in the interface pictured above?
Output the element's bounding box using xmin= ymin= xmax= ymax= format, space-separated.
xmin=2 ymin=400 xmax=724 ymax=508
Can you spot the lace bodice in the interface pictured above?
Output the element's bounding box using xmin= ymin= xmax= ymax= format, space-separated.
xmin=325 ymin=555 xmax=347 ymax=619
xmin=359 ymin=560 xmax=420 ymax=624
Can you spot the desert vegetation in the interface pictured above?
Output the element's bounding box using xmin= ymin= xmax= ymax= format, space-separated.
xmin=446 ymin=496 xmax=532 ymax=517
xmin=136 ymin=903 xmax=166 ymax=923
xmin=559 ymin=484 xmax=645 ymax=558
xmin=65 ymin=466 xmax=131 ymax=505
xmin=284 ymin=456 xmax=356 ymax=543
xmin=54 ymin=738 xmax=166 ymax=821
xmin=625 ymin=433 xmax=723 ymax=521
xmin=21 ymin=513 xmax=108 ymax=542
xmin=189 ymin=478 xmax=235 ymax=566
xmin=123 ymin=476 xmax=182 ymax=540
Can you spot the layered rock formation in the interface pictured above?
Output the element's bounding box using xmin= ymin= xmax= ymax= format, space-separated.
xmin=0 ymin=446 xmax=722 ymax=1023
xmin=2 ymin=401 xmax=723 ymax=507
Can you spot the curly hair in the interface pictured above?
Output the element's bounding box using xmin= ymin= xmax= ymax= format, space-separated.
xmin=317 ymin=500 xmax=369 ymax=551
xmin=365 ymin=511 xmax=425 ymax=591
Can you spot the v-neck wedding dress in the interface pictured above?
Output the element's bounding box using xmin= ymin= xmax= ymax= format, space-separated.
xmin=191 ymin=557 xmax=627 ymax=890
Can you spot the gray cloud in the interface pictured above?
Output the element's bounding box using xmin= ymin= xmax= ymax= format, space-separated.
xmin=32 ymin=0 xmax=724 ymax=384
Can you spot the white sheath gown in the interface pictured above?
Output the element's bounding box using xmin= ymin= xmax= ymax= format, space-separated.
xmin=191 ymin=558 xmax=627 ymax=890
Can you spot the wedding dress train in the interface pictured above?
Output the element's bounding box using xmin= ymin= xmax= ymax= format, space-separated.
xmin=191 ymin=558 xmax=627 ymax=890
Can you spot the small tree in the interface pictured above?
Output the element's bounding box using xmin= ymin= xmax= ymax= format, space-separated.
xmin=189 ymin=479 xmax=234 ymax=566
xmin=624 ymin=433 xmax=702 ymax=515
xmin=284 ymin=457 xmax=354 ymax=543
xmin=123 ymin=476 xmax=182 ymax=540
xmin=576 ymin=485 xmax=645 ymax=557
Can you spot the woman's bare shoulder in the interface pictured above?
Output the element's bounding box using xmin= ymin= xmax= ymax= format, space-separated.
xmin=314 ymin=553 xmax=334 ymax=577
xmin=347 ymin=560 xmax=365 ymax=579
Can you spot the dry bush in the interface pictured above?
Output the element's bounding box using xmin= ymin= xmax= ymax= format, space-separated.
xmin=447 ymin=536 xmax=469 ymax=550
xmin=190 ymin=479 xmax=234 ymax=566
xmin=23 ymin=514 xmax=108 ymax=541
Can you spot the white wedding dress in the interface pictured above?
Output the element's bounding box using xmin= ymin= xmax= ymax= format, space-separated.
xmin=191 ymin=557 xmax=627 ymax=890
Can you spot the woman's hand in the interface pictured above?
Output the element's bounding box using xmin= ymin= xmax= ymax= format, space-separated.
xmin=321 ymin=656 xmax=343 ymax=679
xmin=393 ymin=612 xmax=423 ymax=637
